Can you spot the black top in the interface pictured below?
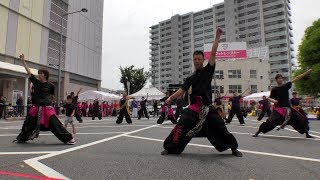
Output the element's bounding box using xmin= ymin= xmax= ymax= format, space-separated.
xmin=93 ymin=101 xmax=100 ymax=110
xmin=29 ymin=74 xmax=55 ymax=106
xmin=290 ymin=98 xmax=302 ymax=106
xmin=140 ymin=99 xmax=147 ymax=108
xmin=229 ymin=95 xmax=242 ymax=109
xmin=176 ymin=99 xmax=184 ymax=108
xmin=63 ymin=103 xmax=75 ymax=116
xmin=153 ymin=102 xmax=158 ymax=108
xmin=214 ymin=97 xmax=224 ymax=105
xmin=270 ymin=82 xmax=292 ymax=107
xmin=72 ymin=96 xmax=78 ymax=105
xmin=181 ymin=63 xmax=215 ymax=105
xmin=16 ymin=98 xmax=23 ymax=106
xmin=120 ymin=97 xmax=126 ymax=109
xmin=259 ymin=99 xmax=269 ymax=110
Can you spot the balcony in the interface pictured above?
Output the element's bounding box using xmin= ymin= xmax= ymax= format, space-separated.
xmin=264 ymin=24 xmax=287 ymax=31
xmin=271 ymin=64 xmax=288 ymax=70
xmin=264 ymin=8 xmax=285 ymax=16
xmin=264 ymin=16 xmax=285 ymax=24
xmin=269 ymin=47 xmax=288 ymax=54
xmin=270 ymin=55 xmax=288 ymax=62
xmin=265 ymin=31 xmax=287 ymax=39
xmin=263 ymin=1 xmax=284 ymax=9
xmin=266 ymin=39 xmax=288 ymax=46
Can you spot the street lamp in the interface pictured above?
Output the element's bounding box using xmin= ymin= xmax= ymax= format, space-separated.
xmin=57 ymin=8 xmax=88 ymax=107
xmin=151 ymin=42 xmax=161 ymax=90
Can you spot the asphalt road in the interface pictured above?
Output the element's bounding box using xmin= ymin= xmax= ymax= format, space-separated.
xmin=0 ymin=116 xmax=320 ymax=180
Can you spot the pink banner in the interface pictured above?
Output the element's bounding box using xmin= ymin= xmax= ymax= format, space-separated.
xmin=204 ymin=50 xmax=247 ymax=60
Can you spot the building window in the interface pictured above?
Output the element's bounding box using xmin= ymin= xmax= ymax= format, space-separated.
xmin=215 ymin=70 xmax=224 ymax=79
xmin=251 ymin=85 xmax=258 ymax=93
xmin=260 ymin=76 xmax=263 ymax=79
xmin=250 ymin=70 xmax=257 ymax=78
xmin=212 ymin=86 xmax=224 ymax=94
xmin=229 ymin=85 xmax=242 ymax=93
xmin=228 ymin=70 xmax=241 ymax=78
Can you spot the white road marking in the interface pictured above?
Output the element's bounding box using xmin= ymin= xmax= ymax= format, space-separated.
xmin=124 ymin=135 xmax=320 ymax=163
xmin=0 ymin=151 xmax=58 ymax=155
xmin=75 ymin=125 xmax=150 ymax=129
xmin=152 ymin=126 xmax=320 ymax=141
xmin=24 ymin=123 xmax=167 ymax=179
xmin=0 ymin=132 xmax=127 ymax=137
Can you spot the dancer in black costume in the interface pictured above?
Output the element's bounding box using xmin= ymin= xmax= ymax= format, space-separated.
xmin=253 ymin=71 xmax=314 ymax=138
xmin=161 ymin=28 xmax=242 ymax=157
xmin=14 ymin=54 xmax=76 ymax=144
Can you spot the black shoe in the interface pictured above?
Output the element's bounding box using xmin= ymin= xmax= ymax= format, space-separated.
xmin=161 ymin=150 xmax=169 ymax=155
xmin=252 ymin=132 xmax=260 ymax=137
xmin=79 ymin=120 xmax=83 ymax=123
xmin=306 ymin=133 xmax=314 ymax=138
xmin=231 ymin=149 xmax=243 ymax=157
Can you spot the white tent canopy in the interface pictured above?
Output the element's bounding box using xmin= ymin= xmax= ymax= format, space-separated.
xmin=130 ymin=87 xmax=165 ymax=100
xmin=78 ymin=90 xmax=121 ymax=101
xmin=243 ymin=91 xmax=270 ymax=101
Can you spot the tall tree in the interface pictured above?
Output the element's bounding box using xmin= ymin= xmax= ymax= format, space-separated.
xmin=120 ymin=66 xmax=151 ymax=94
xmin=294 ymin=19 xmax=320 ymax=97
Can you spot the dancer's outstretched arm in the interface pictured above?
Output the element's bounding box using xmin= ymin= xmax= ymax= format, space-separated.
xmin=19 ymin=54 xmax=32 ymax=76
xmin=208 ymin=28 xmax=223 ymax=66
xmin=292 ymin=69 xmax=312 ymax=83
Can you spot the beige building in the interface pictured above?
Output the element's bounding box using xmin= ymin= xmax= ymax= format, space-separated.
xmin=212 ymin=57 xmax=270 ymax=98
xmin=0 ymin=0 xmax=103 ymax=106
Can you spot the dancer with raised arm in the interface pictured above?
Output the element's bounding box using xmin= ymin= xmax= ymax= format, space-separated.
xmin=161 ymin=28 xmax=242 ymax=157
xmin=253 ymin=71 xmax=314 ymax=138
xmin=14 ymin=54 xmax=76 ymax=144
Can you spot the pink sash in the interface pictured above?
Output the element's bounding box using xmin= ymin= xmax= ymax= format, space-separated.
xmin=28 ymin=106 xmax=57 ymax=128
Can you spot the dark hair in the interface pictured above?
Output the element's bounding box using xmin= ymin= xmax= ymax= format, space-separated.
xmin=67 ymin=95 xmax=72 ymax=99
xmin=70 ymin=92 xmax=75 ymax=95
xmin=38 ymin=68 xmax=49 ymax=80
xmin=275 ymin=74 xmax=283 ymax=80
xmin=292 ymin=91 xmax=297 ymax=94
xmin=193 ymin=51 xmax=204 ymax=58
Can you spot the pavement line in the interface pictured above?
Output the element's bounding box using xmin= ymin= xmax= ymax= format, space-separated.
xmin=230 ymin=131 xmax=320 ymax=141
xmin=309 ymin=130 xmax=320 ymax=135
xmin=75 ymin=125 xmax=150 ymax=129
xmin=0 ymin=151 xmax=59 ymax=155
xmin=81 ymin=121 xmax=156 ymax=125
xmin=24 ymin=123 xmax=165 ymax=179
xmin=134 ymin=126 xmax=320 ymax=141
xmin=124 ymin=135 xmax=320 ymax=163
xmin=0 ymin=132 xmax=127 ymax=137
xmin=0 ymin=170 xmax=62 ymax=180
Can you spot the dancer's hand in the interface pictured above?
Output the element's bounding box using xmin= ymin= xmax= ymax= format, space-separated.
xmin=216 ymin=27 xmax=223 ymax=37
xmin=19 ymin=54 xmax=25 ymax=61
xmin=19 ymin=54 xmax=31 ymax=76
xmin=165 ymin=97 xmax=172 ymax=105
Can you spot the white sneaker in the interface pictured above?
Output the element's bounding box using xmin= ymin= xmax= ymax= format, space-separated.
xmin=66 ymin=139 xmax=77 ymax=145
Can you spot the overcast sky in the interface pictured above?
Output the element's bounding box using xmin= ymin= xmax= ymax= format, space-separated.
xmin=101 ymin=0 xmax=319 ymax=90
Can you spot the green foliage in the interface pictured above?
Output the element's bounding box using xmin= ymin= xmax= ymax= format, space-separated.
xmin=294 ymin=19 xmax=320 ymax=97
xmin=119 ymin=65 xmax=151 ymax=94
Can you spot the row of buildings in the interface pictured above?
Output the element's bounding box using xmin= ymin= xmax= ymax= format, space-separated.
xmin=149 ymin=0 xmax=294 ymax=94
xmin=0 ymin=0 xmax=103 ymax=106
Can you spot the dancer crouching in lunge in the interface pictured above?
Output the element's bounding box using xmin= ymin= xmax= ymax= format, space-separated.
xmin=161 ymin=28 xmax=242 ymax=157
xmin=14 ymin=54 xmax=76 ymax=145
xmin=253 ymin=70 xmax=314 ymax=138
xmin=116 ymin=92 xmax=134 ymax=124
xmin=157 ymin=92 xmax=177 ymax=124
